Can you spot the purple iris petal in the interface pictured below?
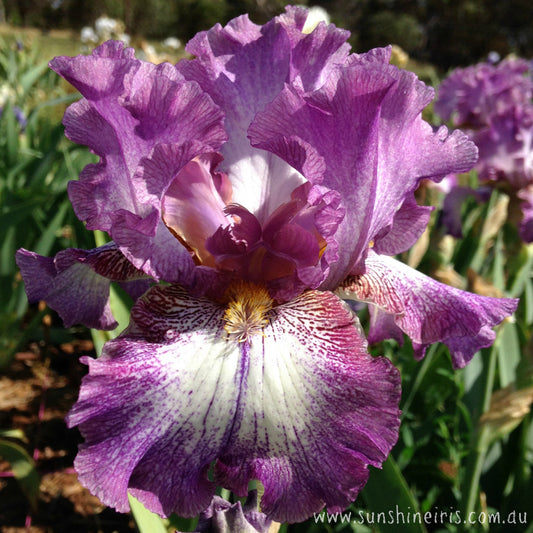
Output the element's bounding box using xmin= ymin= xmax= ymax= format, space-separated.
xmin=67 ymin=284 xmax=400 ymax=522
xmin=339 ymin=251 xmax=519 ymax=368
xmin=185 ymin=491 xmax=272 ymax=533
xmin=435 ymin=58 xmax=533 ymax=242
xmin=372 ymin=194 xmax=433 ymax=256
xmin=177 ymin=6 xmax=350 ymax=224
xmin=367 ymin=305 xmax=404 ymax=346
xmin=249 ymin=47 xmax=478 ymax=287
xmin=473 ymin=108 xmax=533 ymax=190
xmin=15 ymin=243 xmax=148 ymax=329
xmin=50 ymin=41 xmax=227 ymax=281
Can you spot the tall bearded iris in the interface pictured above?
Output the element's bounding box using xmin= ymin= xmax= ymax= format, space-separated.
xmin=16 ymin=6 xmax=518 ymax=524
xmin=435 ymin=57 xmax=533 ymax=241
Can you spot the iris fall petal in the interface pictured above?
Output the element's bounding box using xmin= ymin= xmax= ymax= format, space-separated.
xmin=67 ymin=284 xmax=400 ymax=522
xmin=339 ymin=251 xmax=518 ymax=368
xmin=15 ymin=243 xmax=148 ymax=329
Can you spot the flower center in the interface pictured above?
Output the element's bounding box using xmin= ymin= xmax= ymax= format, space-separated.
xmin=223 ymin=281 xmax=274 ymax=342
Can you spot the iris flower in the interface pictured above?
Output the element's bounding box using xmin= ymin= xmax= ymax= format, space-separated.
xmin=435 ymin=57 xmax=533 ymax=241
xmin=16 ymin=6 xmax=518 ymax=523
xmin=434 ymin=57 xmax=533 ymax=130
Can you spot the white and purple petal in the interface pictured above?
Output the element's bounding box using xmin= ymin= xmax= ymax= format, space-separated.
xmin=177 ymin=6 xmax=351 ymax=223
xmin=339 ymin=250 xmax=518 ymax=368
xmin=67 ymin=284 xmax=400 ymax=522
xmin=214 ymin=289 xmax=400 ymax=522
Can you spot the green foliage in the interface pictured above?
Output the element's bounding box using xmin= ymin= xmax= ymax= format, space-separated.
xmin=0 ymin=435 xmax=40 ymax=511
xmin=0 ymin=37 xmax=97 ymax=368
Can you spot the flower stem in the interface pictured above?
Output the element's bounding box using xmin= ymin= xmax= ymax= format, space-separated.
xmin=459 ymin=343 xmax=498 ymax=526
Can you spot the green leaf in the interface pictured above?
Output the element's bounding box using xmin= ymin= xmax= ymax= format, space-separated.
xmin=33 ymin=199 xmax=70 ymax=256
xmin=0 ymin=439 xmax=40 ymax=510
xmin=497 ymin=321 xmax=521 ymax=388
xmin=128 ymin=493 xmax=168 ymax=533
xmin=509 ymin=244 xmax=533 ymax=298
xmin=2 ymin=102 xmax=20 ymax=169
xmin=524 ymin=278 xmax=533 ymax=326
xmin=361 ymin=456 xmax=427 ymax=533
xmin=19 ymin=61 xmax=49 ymax=96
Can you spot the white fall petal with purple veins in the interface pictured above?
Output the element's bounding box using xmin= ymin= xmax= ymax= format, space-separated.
xmin=15 ymin=4 xmax=518 ymax=523
xmin=68 ymin=286 xmax=400 ymax=522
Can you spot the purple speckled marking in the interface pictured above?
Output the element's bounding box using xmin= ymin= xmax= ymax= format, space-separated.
xmin=341 ymin=250 xmax=518 ymax=367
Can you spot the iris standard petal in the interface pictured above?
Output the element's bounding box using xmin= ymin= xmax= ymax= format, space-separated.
xmin=50 ymin=41 xmax=226 ymax=281
xmin=250 ymin=51 xmax=478 ymax=287
xmin=15 ymin=243 xmax=147 ymax=329
xmin=339 ymin=250 xmax=518 ymax=368
xmin=177 ymin=6 xmax=351 ymax=222
xmin=67 ymin=283 xmax=400 ymax=522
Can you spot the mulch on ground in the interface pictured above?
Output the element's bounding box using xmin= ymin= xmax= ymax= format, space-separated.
xmin=0 ymin=339 xmax=136 ymax=533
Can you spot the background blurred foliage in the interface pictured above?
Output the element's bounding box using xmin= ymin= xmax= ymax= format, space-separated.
xmin=2 ymin=0 xmax=533 ymax=70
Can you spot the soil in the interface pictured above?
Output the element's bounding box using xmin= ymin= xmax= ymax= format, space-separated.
xmin=0 ymin=338 xmax=137 ymax=533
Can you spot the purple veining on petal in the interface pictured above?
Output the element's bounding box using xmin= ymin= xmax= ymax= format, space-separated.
xmin=339 ymin=250 xmax=518 ymax=368
xmin=15 ymin=242 xmax=148 ymax=329
xmin=68 ymin=285 xmax=236 ymax=516
xmin=67 ymin=284 xmax=400 ymax=522
xmin=214 ymin=289 xmax=400 ymax=522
